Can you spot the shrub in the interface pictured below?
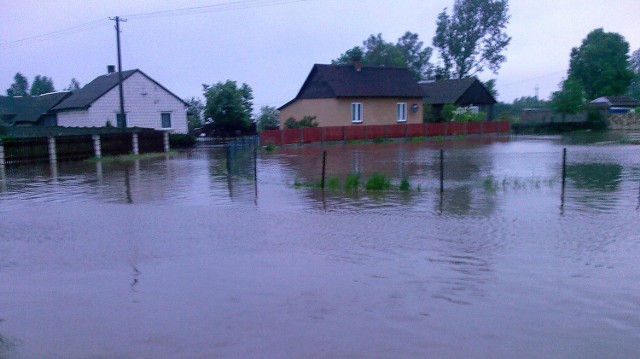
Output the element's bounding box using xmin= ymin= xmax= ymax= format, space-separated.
xmin=399 ymin=176 xmax=410 ymax=191
xmin=325 ymin=177 xmax=341 ymax=190
xmin=365 ymin=172 xmax=391 ymax=191
xmin=345 ymin=173 xmax=360 ymax=190
xmin=169 ymin=133 xmax=196 ymax=148
xmin=452 ymin=107 xmax=486 ymax=122
xmin=442 ymin=104 xmax=458 ymax=121
xmin=284 ymin=115 xmax=318 ymax=129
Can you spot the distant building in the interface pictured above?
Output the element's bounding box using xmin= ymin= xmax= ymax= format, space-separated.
xmin=279 ymin=62 xmax=424 ymax=128
xmin=589 ymin=96 xmax=640 ymax=113
xmin=420 ymin=77 xmax=496 ymax=121
xmin=53 ymin=67 xmax=188 ymax=133
xmin=0 ymin=92 xmax=71 ymax=127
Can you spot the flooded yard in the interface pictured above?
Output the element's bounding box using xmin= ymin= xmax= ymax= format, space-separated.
xmin=1 ymin=134 xmax=639 ymax=358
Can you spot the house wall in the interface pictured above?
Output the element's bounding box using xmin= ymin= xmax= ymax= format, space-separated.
xmin=57 ymin=72 xmax=188 ymax=133
xmin=279 ymin=97 xmax=423 ymax=128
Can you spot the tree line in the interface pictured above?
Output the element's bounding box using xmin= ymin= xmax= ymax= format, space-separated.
xmin=5 ymin=73 xmax=81 ymax=97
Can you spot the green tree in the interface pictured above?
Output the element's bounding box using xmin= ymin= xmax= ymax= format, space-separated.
xmin=256 ymin=106 xmax=280 ymax=131
xmin=483 ymin=79 xmax=498 ymax=99
xmin=629 ymin=48 xmax=640 ymax=75
xmin=568 ymin=28 xmax=634 ymax=99
xmin=30 ymin=75 xmax=55 ymax=95
xmin=185 ymin=96 xmax=205 ymax=133
xmin=550 ymin=79 xmax=585 ymax=120
xmin=65 ymin=78 xmax=81 ymax=91
xmin=6 ymin=72 xmax=29 ymax=97
xmin=432 ymin=0 xmax=511 ymax=79
xmin=333 ymin=32 xmax=433 ymax=80
xmin=629 ymin=48 xmax=640 ymax=99
xmin=202 ymin=80 xmax=253 ymax=135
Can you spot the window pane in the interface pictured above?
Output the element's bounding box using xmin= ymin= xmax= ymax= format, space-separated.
xmin=161 ymin=113 xmax=171 ymax=128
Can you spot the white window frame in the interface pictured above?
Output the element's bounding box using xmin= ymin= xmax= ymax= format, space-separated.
xmin=396 ymin=103 xmax=407 ymax=122
xmin=351 ymin=103 xmax=363 ymax=123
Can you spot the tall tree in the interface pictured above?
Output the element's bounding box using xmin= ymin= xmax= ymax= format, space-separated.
xmin=550 ymin=78 xmax=585 ymax=120
xmin=629 ymin=48 xmax=640 ymax=99
xmin=6 ymin=72 xmax=29 ymax=97
xmin=432 ymin=0 xmax=511 ymax=79
xmin=256 ymin=106 xmax=280 ymax=131
xmin=30 ymin=75 xmax=55 ymax=95
xmin=65 ymin=78 xmax=81 ymax=91
xmin=185 ymin=96 xmax=205 ymax=133
xmin=202 ymin=80 xmax=253 ymax=135
xmin=629 ymin=48 xmax=640 ymax=75
xmin=568 ymin=28 xmax=634 ymax=99
xmin=333 ymin=32 xmax=433 ymax=80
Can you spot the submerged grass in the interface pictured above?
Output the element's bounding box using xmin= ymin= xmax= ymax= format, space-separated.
xmin=365 ymin=172 xmax=391 ymax=191
xmin=85 ymin=151 xmax=176 ymax=163
xmin=482 ymin=175 xmax=556 ymax=192
xmin=345 ymin=173 xmax=361 ymax=190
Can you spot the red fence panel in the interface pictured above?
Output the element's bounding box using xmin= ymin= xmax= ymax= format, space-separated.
xmin=466 ymin=122 xmax=482 ymax=135
xmin=281 ymin=129 xmax=300 ymax=145
xmin=323 ymin=126 xmax=344 ymax=142
xmin=447 ymin=122 xmax=465 ymax=136
xmin=427 ymin=123 xmax=446 ymax=137
xmin=260 ymin=130 xmax=281 ymax=146
xmin=483 ymin=121 xmax=498 ymax=134
xmin=386 ymin=124 xmax=406 ymax=139
xmin=497 ymin=121 xmax=510 ymax=133
xmin=366 ymin=125 xmax=385 ymax=139
xmin=301 ymin=127 xmax=321 ymax=143
xmin=345 ymin=126 xmax=366 ymax=141
xmin=406 ymin=123 xmax=426 ymax=137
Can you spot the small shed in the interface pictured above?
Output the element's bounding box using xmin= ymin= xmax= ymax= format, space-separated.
xmin=420 ymin=77 xmax=496 ymax=121
xmin=589 ymin=96 xmax=640 ymax=113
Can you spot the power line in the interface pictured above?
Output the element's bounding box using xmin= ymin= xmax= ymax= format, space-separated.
xmin=0 ymin=0 xmax=312 ymax=49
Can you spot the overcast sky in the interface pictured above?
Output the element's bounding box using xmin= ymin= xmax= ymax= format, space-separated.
xmin=1 ymin=0 xmax=639 ymax=112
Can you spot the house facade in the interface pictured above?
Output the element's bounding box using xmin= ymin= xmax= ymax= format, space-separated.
xmin=53 ymin=68 xmax=188 ymax=133
xmin=420 ymin=77 xmax=496 ymax=121
xmin=279 ymin=63 xmax=424 ymax=128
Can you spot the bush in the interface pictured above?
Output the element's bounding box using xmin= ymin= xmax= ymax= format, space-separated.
xmin=442 ymin=104 xmax=457 ymax=121
xmin=452 ymin=107 xmax=486 ymax=122
xmin=325 ymin=177 xmax=341 ymax=190
xmin=169 ymin=133 xmax=196 ymax=148
xmin=365 ymin=172 xmax=391 ymax=191
xmin=345 ymin=173 xmax=361 ymax=190
xmin=399 ymin=176 xmax=410 ymax=191
xmin=284 ymin=115 xmax=318 ymax=129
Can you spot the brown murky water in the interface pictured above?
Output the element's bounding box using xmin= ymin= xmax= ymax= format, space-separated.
xmin=1 ymin=134 xmax=639 ymax=358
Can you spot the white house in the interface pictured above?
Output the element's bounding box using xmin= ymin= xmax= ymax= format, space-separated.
xmin=53 ymin=67 xmax=188 ymax=133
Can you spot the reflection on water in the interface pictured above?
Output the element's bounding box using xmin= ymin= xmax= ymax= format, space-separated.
xmin=1 ymin=134 xmax=639 ymax=358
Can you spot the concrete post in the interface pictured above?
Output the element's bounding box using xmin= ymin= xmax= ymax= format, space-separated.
xmin=92 ymin=134 xmax=102 ymax=158
xmin=48 ymin=136 xmax=57 ymax=163
xmin=0 ymin=140 xmax=5 ymax=166
xmin=132 ymin=133 xmax=139 ymax=155
xmin=163 ymin=132 xmax=170 ymax=152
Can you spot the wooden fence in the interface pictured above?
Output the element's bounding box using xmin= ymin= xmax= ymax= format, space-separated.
xmin=259 ymin=121 xmax=510 ymax=146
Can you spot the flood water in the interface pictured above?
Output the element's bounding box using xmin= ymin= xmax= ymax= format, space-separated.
xmin=1 ymin=134 xmax=639 ymax=358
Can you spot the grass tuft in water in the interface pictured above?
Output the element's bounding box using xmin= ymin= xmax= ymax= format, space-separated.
xmin=365 ymin=172 xmax=391 ymax=191
xmin=345 ymin=173 xmax=361 ymax=190
xmin=399 ymin=176 xmax=411 ymax=191
xmin=325 ymin=177 xmax=341 ymax=190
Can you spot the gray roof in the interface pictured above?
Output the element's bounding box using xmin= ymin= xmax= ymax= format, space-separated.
xmin=53 ymin=69 xmax=187 ymax=111
xmin=590 ymin=96 xmax=640 ymax=108
xmin=0 ymin=92 xmax=71 ymax=124
xmin=420 ymin=77 xmax=496 ymax=105
xmin=281 ymin=64 xmax=423 ymax=109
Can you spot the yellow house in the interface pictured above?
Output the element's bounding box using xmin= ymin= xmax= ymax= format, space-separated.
xmin=279 ymin=62 xmax=424 ymax=128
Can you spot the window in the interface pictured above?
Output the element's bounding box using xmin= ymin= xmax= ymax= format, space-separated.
xmin=396 ymin=103 xmax=407 ymax=122
xmin=161 ymin=112 xmax=172 ymax=128
xmin=351 ymin=103 xmax=363 ymax=123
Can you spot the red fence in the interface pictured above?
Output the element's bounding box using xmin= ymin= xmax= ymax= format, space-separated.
xmin=260 ymin=121 xmax=510 ymax=146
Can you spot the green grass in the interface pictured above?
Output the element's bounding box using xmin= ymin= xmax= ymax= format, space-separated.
xmin=399 ymin=176 xmax=411 ymax=191
xmin=345 ymin=172 xmax=361 ymax=190
xmin=325 ymin=176 xmax=341 ymax=190
xmin=365 ymin=172 xmax=391 ymax=191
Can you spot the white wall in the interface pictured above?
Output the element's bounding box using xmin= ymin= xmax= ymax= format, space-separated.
xmin=57 ymin=71 xmax=188 ymax=133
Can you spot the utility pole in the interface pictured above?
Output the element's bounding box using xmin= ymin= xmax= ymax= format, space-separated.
xmin=535 ymin=84 xmax=539 ymax=99
xmin=109 ymin=16 xmax=127 ymax=130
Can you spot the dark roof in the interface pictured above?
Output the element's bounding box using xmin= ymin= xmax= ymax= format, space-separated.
xmin=281 ymin=64 xmax=423 ymax=109
xmin=590 ymin=96 xmax=640 ymax=108
xmin=0 ymin=92 xmax=71 ymax=124
xmin=53 ymin=69 xmax=187 ymax=111
xmin=420 ymin=77 xmax=496 ymax=105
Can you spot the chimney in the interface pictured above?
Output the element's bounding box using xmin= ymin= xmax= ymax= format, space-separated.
xmin=107 ymin=65 xmax=116 ymax=74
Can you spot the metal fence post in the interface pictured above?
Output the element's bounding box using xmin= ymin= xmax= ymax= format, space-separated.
xmin=440 ymin=149 xmax=444 ymax=193
xmin=321 ymin=150 xmax=327 ymax=189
